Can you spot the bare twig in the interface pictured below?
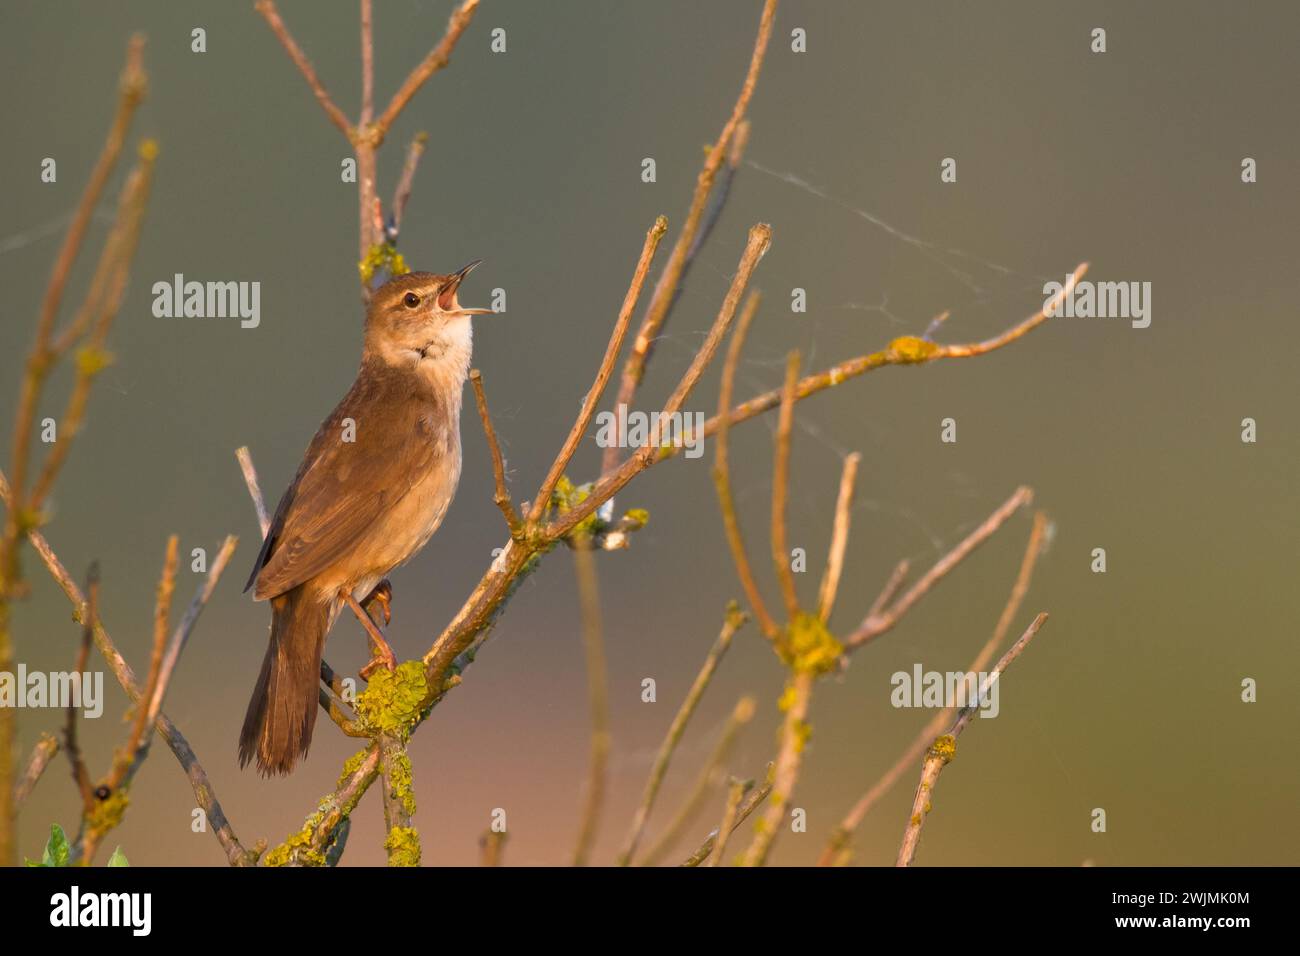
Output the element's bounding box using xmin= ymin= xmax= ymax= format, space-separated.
xmin=544 ymin=223 xmax=773 ymax=543
xmin=817 ymin=453 xmax=861 ymax=621
xmin=13 ymin=734 xmax=59 ymax=810
xmin=529 ymin=215 xmax=668 ymax=523
xmin=617 ymin=604 xmax=748 ymax=865
xmin=867 ymin=559 xmax=910 ymax=621
xmin=421 ymin=224 xmax=772 ymax=709
xmin=373 ymin=0 xmax=480 ymax=141
xmin=741 ymin=671 xmax=813 ymax=866
xmin=1 ymin=467 xmax=256 ymax=866
xmin=107 ymin=535 xmax=178 ymax=790
xmin=845 ymin=486 xmax=1034 ymax=650
xmin=142 ymin=536 xmax=239 ymax=753
xmin=607 ymin=0 xmax=778 ymax=476
xmin=391 ymin=132 xmax=428 ymax=237
xmin=665 ymin=264 xmax=1091 ymax=471
xmin=470 ymin=371 xmax=524 ymax=537
xmin=254 ymin=1 xmax=353 ymax=139
xmin=708 ymin=777 xmax=751 ymax=867
xmin=29 ymin=145 xmax=157 ymax=512
xmin=822 ymin=512 xmax=1048 ymax=865
xmin=236 ymin=446 xmax=271 ymax=537
xmin=570 ymin=540 xmax=609 ymax=866
xmin=712 ymin=291 xmax=779 ymax=638
xmin=360 ymin=0 xmax=374 ymax=129
xmin=636 ymin=695 xmax=755 ymax=866
xmin=65 ymin=565 xmax=98 ymax=811
xmin=681 ymin=769 xmax=773 ymax=867
xmin=770 ymin=351 xmax=802 ymax=620
xmin=6 ymin=36 xmax=146 ymax=516
xmin=896 ymin=612 xmax=1050 ymax=867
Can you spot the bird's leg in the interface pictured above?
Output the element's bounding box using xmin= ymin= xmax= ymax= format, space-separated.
xmin=362 ymin=578 xmax=392 ymax=626
xmin=344 ymin=591 xmax=397 ymax=678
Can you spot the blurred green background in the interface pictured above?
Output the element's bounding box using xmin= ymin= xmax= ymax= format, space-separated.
xmin=2 ymin=0 xmax=1297 ymax=866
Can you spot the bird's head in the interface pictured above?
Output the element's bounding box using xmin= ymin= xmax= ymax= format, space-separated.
xmin=363 ymin=262 xmax=491 ymax=377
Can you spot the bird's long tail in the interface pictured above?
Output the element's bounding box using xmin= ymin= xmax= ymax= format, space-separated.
xmin=239 ymin=589 xmax=328 ymax=776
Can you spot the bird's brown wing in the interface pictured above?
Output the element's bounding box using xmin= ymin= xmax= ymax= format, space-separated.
xmin=247 ymin=378 xmax=438 ymax=601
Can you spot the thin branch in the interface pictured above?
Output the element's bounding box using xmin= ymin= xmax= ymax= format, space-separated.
xmin=570 ymin=540 xmax=609 ymax=866
xmin=254 ymin=0 xmax=353 ymax=139
xmin=770 ymin=351 xmax=802 ymax=621
xmin=29 ymin=146 xmax=157 ymax=511
xmin=708 ymin=777 xmax=751 ymax=867
xmin=680 ymin=770 xmax=773 ymax=867
xmin=236 ymin=446 xmax=270 ymax=537
xmin=13 ymin=734 xmax=59 ymax=810
xmin=529 ymin=215 xmax=668 ymax=523
xmin=616 ymin=604 xmax=748 ymax=865
xmin=6 ymin=36 xmax=146 ymax=513
xmin=712 ymin=291 xmax=779 ymax=638
xmin=816 ymin=453 xmax=861 ymax=622
xmin=390 ymin=132 xmax=429 ymax=238
xmin=420 ymin=223 xmax=772 ymax=708
xmin=845 ymin=486 xmax=1034 ymax=651
xmin=1 ymin=467 xmax=257 ymax=866
xmin=143 ymin=536 xmax=239 ymax=743
xmin=896 ymin=612 xmax=1050 ymax=867
xmin=106 ymin=534 xmax=176 ymax=791
xmin=360 ymin=0 xmax=374 ymax=129
xmin=379 ymin=735 xmax=418 ymax=866
xmin=373 ymin=0 xmax=481 ymax=141
xmin=867 ymin=559 xmax=910 ymax=621
xmin=607 ymin=0 xmax=778 ymax=475
xmin=821 ymin=512 xmax=1048 ymax=865
xmin=470 ymin=370 xmax=524 ymax=537
xmin=269 ymin=744 xmax=381 ymax=866
xmin=543 ymin=223 xmax=773 ymax=542
xmin=65 ymin=565 xmax=98 ymax=811
xmin=740 ymin=670 xmax=813 ymax=866
xmin=662 ymin=264 xmax=1091 ymax=471
xmin=636 ymin=695 xmax=755 ymax=866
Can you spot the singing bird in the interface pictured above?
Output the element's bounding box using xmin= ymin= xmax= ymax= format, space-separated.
xmin=240 ymin=264 xmax=490 ymax=775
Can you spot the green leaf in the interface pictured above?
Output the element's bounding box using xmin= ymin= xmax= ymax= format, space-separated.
xmin=42 ymin=824 xmax=70 ymax=867
xmin=106 ymin=846 xmax=130 ymax=867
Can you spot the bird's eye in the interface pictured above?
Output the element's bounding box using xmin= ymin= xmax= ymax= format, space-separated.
xmin=403 ymin=292 xmax=421 ymax=308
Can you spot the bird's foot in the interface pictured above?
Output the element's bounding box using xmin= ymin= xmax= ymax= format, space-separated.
xmin=359 ymin=641 xmax=397 ymax=680
xmin=362 ymin=579 xmax=393 ymax=626
xmin=344 ymin=590 xmax=398 ymax=679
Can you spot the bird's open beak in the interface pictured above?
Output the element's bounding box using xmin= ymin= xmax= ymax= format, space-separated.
xmin=440 ymin=259 xmax=493 ymax=315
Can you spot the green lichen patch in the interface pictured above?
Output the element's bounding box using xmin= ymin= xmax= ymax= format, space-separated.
xmin=384 ymin=826 xmax=421 ymax=867
xmin=887 ymin=335 xmax=940 ymax=364
xmin=550 ymin=475 xmax=604 ymax=539
xmin=337 ymin=748 xmax=370 ymax=788
xmin=777 ymin=612 xmax=843 ymax=675
xmin=386 ymin=750 xmax=417 ymax=818
xmin=355 ymin=660 xmax=429 ymax=740
xmin=86 ymin=788 xmax=129 ymax=833
xmin=928 ymin=733 xmax=957 ymax=764
xmin=358 ymin=242 xmax=409 ymax=286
